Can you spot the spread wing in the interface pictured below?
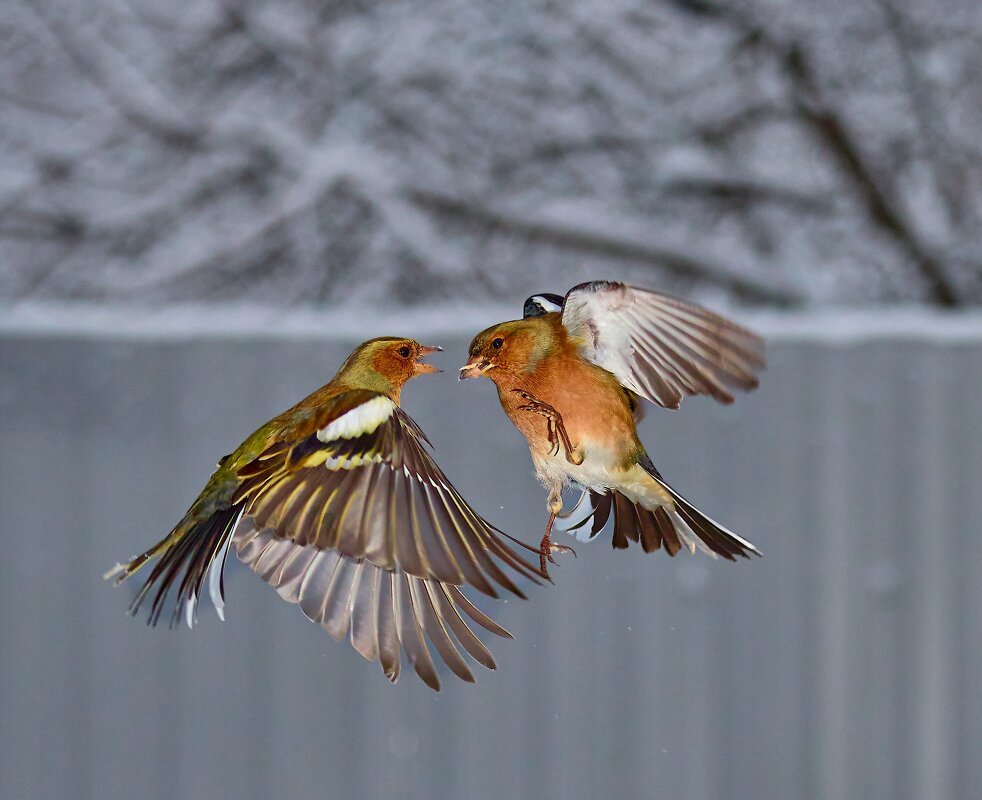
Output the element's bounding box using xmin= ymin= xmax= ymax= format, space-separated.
xmin=231 ymin=391 xmax=540 ymax=689
xmin=561 ymin=281 xmax=765 ymax=409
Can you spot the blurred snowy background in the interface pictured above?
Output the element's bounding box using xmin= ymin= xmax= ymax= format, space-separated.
xmin=3 ymin=4 xmax=982 ymax=800
xmin=2 ymin=0 xmax=981 ymax=309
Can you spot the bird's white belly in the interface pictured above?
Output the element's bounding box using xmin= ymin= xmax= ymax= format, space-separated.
xmin=533 ymin=441 xmax=627 ymax=492
xmin=532 ymin=442 xmax=670 ymax=510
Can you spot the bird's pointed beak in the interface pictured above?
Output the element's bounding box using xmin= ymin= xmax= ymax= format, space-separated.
xmin=458 ymin=356 xmax=490 ymax=380
xmin=413 ymin=345 xmax=443 ymax=375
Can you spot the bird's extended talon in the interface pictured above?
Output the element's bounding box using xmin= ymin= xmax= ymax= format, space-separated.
xmin=545 ymin=541 xmax=576 ymax=567
xmin=538 ymin=528 xmax=575 ymax=579
xmin=547 ymin=420 xmax=561 ymax=457
xmin=539 ymin=557 xmax=552 ymax=581
xmin=539 ymin=546 xmax=576 ymax=579
xmin=551 ymin=542 xmax=577 ymax=559
xmin=512 ymin=389 xmax=583 ymax=465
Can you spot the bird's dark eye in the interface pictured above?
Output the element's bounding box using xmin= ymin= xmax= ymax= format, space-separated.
xmin=398 ymin=346 xmax=411 ymax=358
xmin=491 ymin=338 xmax=504 ymax=350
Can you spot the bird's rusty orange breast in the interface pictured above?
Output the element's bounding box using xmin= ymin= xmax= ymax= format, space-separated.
xmin=492 ymin=332 xmax=640 ymax=465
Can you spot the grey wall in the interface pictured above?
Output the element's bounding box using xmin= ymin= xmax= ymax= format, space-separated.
xmin=1 ymin=325 xmax=979 ymax=800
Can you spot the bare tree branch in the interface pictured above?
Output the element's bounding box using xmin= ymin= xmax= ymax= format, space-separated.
xmin=23 ymin=0 xmax=204 ymax=147
xmin=2 ymin=0 xmax=978 ymax=307
xmin=407 ymin=187 xmax=804 ymax=306
xmin=782 ymin=44 xmax=962 ymax=307
xmin=875 ymin=0 xmax=971 ymax=228
xmin=665 ymin=0 xmax=965 ymax=306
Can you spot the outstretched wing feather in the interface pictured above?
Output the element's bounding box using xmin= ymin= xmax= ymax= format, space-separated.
xmin=230 ymin=391 xmax=535 ymax=689
xmin=561 ymin=281 xmax=765 ymax=409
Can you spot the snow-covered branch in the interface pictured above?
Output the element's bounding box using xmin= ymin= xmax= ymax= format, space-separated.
xmin=406 ymin=188 xmax=803 ymax=305
xmin=1 ymin=0 xmax=979 ymax=307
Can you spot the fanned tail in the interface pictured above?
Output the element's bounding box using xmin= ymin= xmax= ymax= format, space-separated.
xmin=104 ymin=504 xmax=243 ymax=629
xmin=660 ymin=484 xmax=761 ymax=559
xmin=556 ymin=483 xmax=761 ymax=560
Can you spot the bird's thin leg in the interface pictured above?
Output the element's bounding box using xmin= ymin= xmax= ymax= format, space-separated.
xmin=512 ymin=390 xmax=585 ymax=465
xmin=539 ymin=490 xmax=576 ymax=580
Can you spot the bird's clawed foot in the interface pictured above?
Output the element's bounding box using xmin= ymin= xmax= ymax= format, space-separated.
xmin=538 ymin=532 xmax=576 ymax=581
xmin=512 ymin=390 xmax=584 ymax=465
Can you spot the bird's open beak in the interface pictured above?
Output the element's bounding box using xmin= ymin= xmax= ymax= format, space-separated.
xmin=458 ymin=356 xmax=491 ymax=380
xmin=413 ymin=345 xmax=443 ymax=375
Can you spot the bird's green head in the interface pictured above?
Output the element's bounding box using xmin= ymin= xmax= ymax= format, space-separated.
xmin=460 ymin=318 xmax=554 ymax=381
xmin=335 ymin=337 xmax=442 ymax=400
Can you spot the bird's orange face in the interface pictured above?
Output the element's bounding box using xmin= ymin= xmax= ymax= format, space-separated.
xmin=372 ymin=339 xmax=443 ymax=386
xmin=332 ymin=337 xmax=443 ymax=401
xmin=460 ymin=321 xmax=534 ymax=381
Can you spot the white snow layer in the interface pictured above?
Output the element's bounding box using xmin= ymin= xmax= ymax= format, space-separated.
xmin=4 ymin=302 xmax=982 ymax=344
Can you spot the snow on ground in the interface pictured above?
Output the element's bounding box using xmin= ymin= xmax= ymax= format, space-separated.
xmin=4 ymin=301 xmax=982 ymax=344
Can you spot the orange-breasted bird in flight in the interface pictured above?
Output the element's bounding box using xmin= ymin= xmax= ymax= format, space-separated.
xmin=460 ymin=281 xmax=765 ymax=578
xmin=106 ymin=337 xmax=540 ymax=690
